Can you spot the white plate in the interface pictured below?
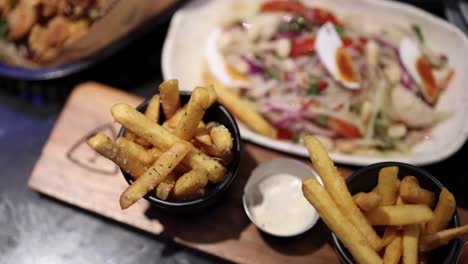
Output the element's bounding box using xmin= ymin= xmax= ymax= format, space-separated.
xmin=162 ymin=0 xmax=468 ymax=166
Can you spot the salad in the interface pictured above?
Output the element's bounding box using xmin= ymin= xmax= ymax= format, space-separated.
xmin=204 ymin=0 xmax=455 ymax=155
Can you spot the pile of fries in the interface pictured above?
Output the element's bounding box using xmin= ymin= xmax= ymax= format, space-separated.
xmin=88 ymin=79 xmax=235 ymax=209
xmin=302 ymin=136 xmax=467 ymax=264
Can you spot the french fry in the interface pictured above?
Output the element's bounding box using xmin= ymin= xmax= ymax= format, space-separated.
xmin=159 ymin=79 xmax=180 ymax=119
xmin=194 ymin=127 xmax=213 ymax=146
xmin=205 ymin=84 xmax=218 ymax=106
xmin=210 ymin=124 xmax=233 ymax=153
xmin=353 ymin=192 xmax=382 ymax=212
xmin=135 ymin=137 xmax=152 ymax=148
xmin=209 ymin=79 xmax=276 ymax=138
xmin=420 ymin=225 xmax=468 ymax=251
xmin=111 ymin=103 xmax=226 ymax=183
xmin=173 ymin=168 xmax=209 ymax=200
xmin=145 ymin=95 xmax=160 ymax=123
xmin=382 ymin=226 xmax=399 ymax=248
xmin=365 ymin=205 xmax=434 ymax=226
xmin=302 ymin=179 xmax=383 ymax=264
xmin=304 ymin=136 xmax=382 ymax=250
xmin=426 ymin=188 xmax=456 ymax=234
xmin=155 ymin=173 xmax=175 ymax=200
xmin=87 ymin=134 xmax=146 ymax=178
xmin=175 ymin=87 xmax=210 ymax=140
xmin=165 ymin=105 xmax=187 ymax=129
xmin=119 ymin=141 xmax=191 ymax=209
xmin=403 ymin=224 xmax=420 ymax=264
xmin=396 ymin=195 xmax=405 ymax=205
xmin=115 ymin=137 xmax=154 ymax=165
xmin=383 ymin=234 xmax=402 ymax=264
xmin=124 ymin=130 xmax=137 ymax=141
xmin=377 ymin=166 xmax=399 ymax=206
xmin=400 ymin=176 xmax=435 ymax=207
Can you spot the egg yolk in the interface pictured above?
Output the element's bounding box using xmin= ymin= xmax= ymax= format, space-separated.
xmin=416 ymin=56 xmax=438 ymax=102
xmin=335 ymin=46 xmax=357 ymax=83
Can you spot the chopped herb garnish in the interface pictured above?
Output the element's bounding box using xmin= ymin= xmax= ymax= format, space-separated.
xmin=278 ymin=15 xmax=306 ymax=32
xmin=379 ymin=140 xmax=395 ymax=151
xmin=265 ymin=67 xmax=279 ymax=79
xmin=411 ymin=24 xmax=424 ymax=43
xmin=315 ymin=115 xmax=328 ymax=127
xmin=350 ymin=105 xmax=359 ymax=115
xmin=307 ymin=75 xmax=321 ymax=95
xmin=335 ymin=26 xmax=345 ymax=36
xmin=274 ymin=52 xmax=283 ymax=60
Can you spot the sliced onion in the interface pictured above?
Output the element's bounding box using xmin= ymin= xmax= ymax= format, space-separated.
xmin=274 ymin=31 xmax=301 ymax=40
xmin=242 ymin=57 xmax=263 ymax=74
xmin=301 ymin=122 xmax=337 ymax=138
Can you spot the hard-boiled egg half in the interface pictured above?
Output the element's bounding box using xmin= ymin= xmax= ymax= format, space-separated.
xmin=399 ymin=37 xmax=439 ymax=104
xmin=205 ymin=27 xmax=251 ymax=88
xmin=315 ymin=22 xmax=360 ymax=90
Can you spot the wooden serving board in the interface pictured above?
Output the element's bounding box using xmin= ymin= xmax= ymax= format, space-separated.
xmin=28 ymin=82 xmax=468 ymax=264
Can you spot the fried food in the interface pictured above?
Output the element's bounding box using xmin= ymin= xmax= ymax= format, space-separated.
xmin=365 ymin=205 xmax=434 ymax=226
xmin=175 ymin=86 xmax=209 ymax=140
xmin=381 ymin=226 xmax=399 ymax=248
xmin=111 ymin=103 xmax=226 ymax=183
xmin=304 ymin=135 xmax=382 ymax=250
xmin=155 ymin=173 xmax=175 ymax=200
xmin=425 ymin=188 xmax=456 ymax=234
xmin=399 ymin=176 xmax=435 ymax=207
xmin=353 ymin=192 xmax=382 ymax=212
xmin=115 ymin=137 xmax=153 ymax=165
xmin=119 ymin=141 xmax=191 ymax=209
xmin=210 ymin=124 xmax=233 ymax=153
xmin=173 ymin=168 xmax=209 ymax=200
xmin=402 ymin=224 xmax=420 ymax=264
xmin=210 ymin=79 xmax=276 ymax=138
xmin=87 ymin=133 xmax=146 ymax=178
xmin=302 ymin=178 xmax=383 ymax=264
xmin=419 ymin=225 xmax=468 ymax=251
xmin=383 ymin=233 xmax=402 ymax=264
xmin=377 ymin=166 xmax=399 ymax=206
xmin=145 ymin=95 xmax=161 ymax=123
xmin=159 ymin=79 xmax=181 ymax=119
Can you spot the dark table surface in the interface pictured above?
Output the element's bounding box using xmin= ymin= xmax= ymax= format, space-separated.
xmin=0 ymin=1 xmax=466 ymax=264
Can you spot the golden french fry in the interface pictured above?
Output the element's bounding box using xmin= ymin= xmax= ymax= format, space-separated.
xmin=400 ymin=176 xmax=435 ymax=207
xmin=115 ymin=137 xmax=154 ymax=165
xmin=209 ymin=78 xmax=276 ymax=138
xmin=175 ymin=87 xmax=210 ymax=140
xmin=111 ymin=103 xmax=226 ymax=183
xmin=165 ymin=105 xmax=187 ymax=129
xmin=156 ymin=173 xmax=175 ymax=200
xmin=145 ymin=95 xmax=160 ymax=123
xmin=210 ymin=124 xmax=233 ymax=153
xmin=426 ymin=188 xmax=456 ymax=234
xmin=135 ymin=137 xmax=152 ymax=148
xmin=173 ymin=168 xmax=209 ymax=200
xmin=302 ymin=179 xmax=383 ymax=264
xmin=304 ymin=136 xmax=382 ymax=250
xmin=353 ymin=192 xmax=382 ymax=212
xmin=383 ymin=234 xmax=402 ymax=264
xmin=420 ymin=225 xmax=468 ymax=251
xmin=87 ymin=134 xmax=146 ymax=178
xmin=403 ymin=224 xmax=420 ymax=264
xmin=119 ymin=141 xmax=191 ymax=209
xmin=396 ymin=195 xmax=405 ymax=205
xmin=124 ymin=130 xmax=137 ymax=141
xmin=194 ymin=127 xmax=213 ymax=146
xmin=205 ymin=85 xmax=217 ymax=106
xmin=377 ymin=166 xmax=399 ymax=206
xmin=381 ymin=226 xmax=399 ymax=248
xmin=365 ymin=205 xmax=434 ymax=226
xmin=159 ymin=79 xmax=180 ymax=119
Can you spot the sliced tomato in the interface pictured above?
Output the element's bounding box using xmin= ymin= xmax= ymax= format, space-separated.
xmin=342 ymin=37 xmax=353 ymax=47
xmin=260 ymin=1 xmax=339 ymax=25
xmin=277 ymin=128 xmax=293 ymax=140
xmin=317 ymin=80 xmax=328 ymax=91
xmin=326 ymin=118 xmax=361 ymax=138
xmin=290 ymin=37 xmax=315 ymax=57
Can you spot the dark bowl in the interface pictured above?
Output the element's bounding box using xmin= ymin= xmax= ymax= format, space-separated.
xmin=118 ymin=90 xmax=242 ymax=214
xmin=331 ymin=162 xmax=461 ymax=264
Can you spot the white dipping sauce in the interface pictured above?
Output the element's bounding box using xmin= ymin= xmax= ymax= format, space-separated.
xmin=248 ymin=173 xmax=315 ymax=236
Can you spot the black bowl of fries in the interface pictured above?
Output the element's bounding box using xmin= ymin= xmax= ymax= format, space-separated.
xmin=110 ymin=82 xmax=241 ymax=214
xmin=331 ymin=162 xmax=462 ymax=264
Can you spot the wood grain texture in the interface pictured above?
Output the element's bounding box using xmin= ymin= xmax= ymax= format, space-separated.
xmin=28 ymin=82 xmax=468 ymax=264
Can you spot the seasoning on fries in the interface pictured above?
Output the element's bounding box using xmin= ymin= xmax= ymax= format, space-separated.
xmin=88 ymin=79 xmax=235 ymax=209
xmin=301 ymin=135 xmax=467 ymax=264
